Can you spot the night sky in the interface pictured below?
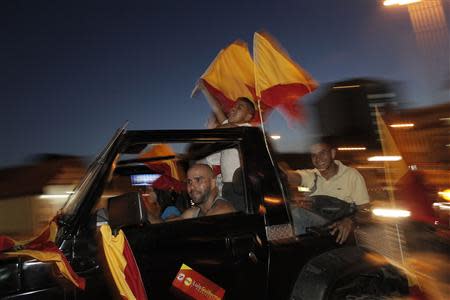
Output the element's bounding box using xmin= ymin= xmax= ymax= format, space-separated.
xmin=1 ymin=0 xmax=448 ymax=167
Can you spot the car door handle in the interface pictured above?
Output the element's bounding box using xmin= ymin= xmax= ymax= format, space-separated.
xmin=229 ymin=234 xmax=257 ymax=260
xmin=248 ymin=251 xmax=258 ymax=264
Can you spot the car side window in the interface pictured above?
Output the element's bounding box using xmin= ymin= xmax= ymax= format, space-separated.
xmin=93 ymin=141 xmax=249 ymax=227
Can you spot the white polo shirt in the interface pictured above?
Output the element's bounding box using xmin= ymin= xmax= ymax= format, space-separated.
xmin=296 ymin=160 xmax=369 ymax=206
xmin=204 ymin=120 xmax=252 ymax=182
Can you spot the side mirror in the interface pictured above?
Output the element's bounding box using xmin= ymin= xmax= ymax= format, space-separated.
xmin=108 ymin=192 xmax=147 ymax=234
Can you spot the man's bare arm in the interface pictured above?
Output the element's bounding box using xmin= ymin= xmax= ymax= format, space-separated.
xmin=278 ymin=162 xmax=303 ymax=187
xmin=199 ymin=81 xmax=227 ymax=125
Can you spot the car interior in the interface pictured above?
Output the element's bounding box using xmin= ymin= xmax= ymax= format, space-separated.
xmin=92 ymin=141 xmax=248 ymax=228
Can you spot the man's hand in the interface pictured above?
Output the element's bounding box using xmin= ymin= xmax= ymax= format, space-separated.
xmin=142 ymin=193 xmax=163 ymax=223
xmin=328 ymin=217 xmax=353 ymax=244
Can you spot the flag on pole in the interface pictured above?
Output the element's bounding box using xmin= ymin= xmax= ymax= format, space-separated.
xmin=0 ymin=221 xmax=86 ymax=290
xmin=100 ymin=225 xmax=148 ymax=300
xmin=253 ymin=32 xmax=318 ymax=123
xmin=375 ymin=108 xmax=435 ymax=222
xmin=193 ymin=40 xmax=256 ymax=114
xmin=375 ymin=108 xmax=408 ymax=187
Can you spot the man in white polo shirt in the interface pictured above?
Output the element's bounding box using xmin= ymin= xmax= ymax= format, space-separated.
xmin=286 ymin=139 xmax=370 ymax=244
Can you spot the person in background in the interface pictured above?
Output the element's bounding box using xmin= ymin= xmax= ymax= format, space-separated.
xmin=199 ymin=80 xmax=256 ymax=128
xmin=285 ymin=138 xmax=371 ymax=244
xmin=198 ymin=82 xmax=256 ymax=205
xmin=142 ymin=187 xmax=181 ymax=222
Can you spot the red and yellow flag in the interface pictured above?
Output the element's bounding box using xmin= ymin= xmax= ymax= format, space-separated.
xmin=139 ymin=144 xmax=185 ymax=192
xmin=375 ymin=108 xmax=409 ymax=187
xmin=0 ymin=221 xmax=86 ymax=290
xmin=375 ymin=109 xmax=435 ymax=222
xmin=100 ymin=225 xmax=148 ymax=300
xmin=194 ymin=33 xmax=317 ymax=124
xmin=194 ymin=40 xmax=256 ymax=114
xmin=254 ymin=32 xmax=318 ymax=123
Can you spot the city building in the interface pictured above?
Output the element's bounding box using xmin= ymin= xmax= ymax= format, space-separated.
xmin=0 ymin=155 xmax=86 ymax=239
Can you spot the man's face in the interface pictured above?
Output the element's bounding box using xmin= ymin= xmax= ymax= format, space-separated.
xmin=310 ymin=143 xmax=336 ymax=172
xmin=228 ymin=100 xmax=252 ymax=124
xmin=186 ymin=165 xmax=215 ymax=205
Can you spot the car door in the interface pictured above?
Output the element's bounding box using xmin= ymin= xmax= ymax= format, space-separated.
xmin=124 ymin=212 xmax=269 ymax=299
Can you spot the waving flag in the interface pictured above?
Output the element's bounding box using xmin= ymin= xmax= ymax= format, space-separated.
xmin=0 ymin=221 xmax=86 ymax=290
xmin=375 ymin=108 xmax=434 ymax=223
xmin=100 ymin=225 xmax=148 ymax=300
xmin=375 ymin=108 xmax=408 ymax=186
xmin=193 ymin=40 xmax=256 ymax=114
xmin=194 ymin=32 xmax=317 ymax=124
xmin=254 ymin=32 xmax=318 ymax=122
xmin=140 ymin=144 xmax=185 ymax=192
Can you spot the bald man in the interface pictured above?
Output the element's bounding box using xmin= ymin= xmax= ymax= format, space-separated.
xmin=182 ymin=164 xmax=236 ymax=218
xmin=147 ymin=164 xmax=235 ymax=223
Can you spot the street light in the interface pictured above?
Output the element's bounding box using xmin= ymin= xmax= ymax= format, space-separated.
xmin=384 ymin=0 xmax=449 ymax=102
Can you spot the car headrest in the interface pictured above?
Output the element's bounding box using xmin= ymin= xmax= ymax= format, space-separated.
xmin=107 ymin=192 xmax=147 ymax=235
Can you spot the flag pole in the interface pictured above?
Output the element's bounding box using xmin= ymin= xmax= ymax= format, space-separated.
xmin=375 ymin=107 xmax=408 ymax=268
xmin=375 ymin=107 xmax=396 ymax=208
xmin=256 ymin=98 xmax=295 ymax=233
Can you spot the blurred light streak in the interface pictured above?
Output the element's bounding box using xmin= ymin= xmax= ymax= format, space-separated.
xmin=368 ymin=155 xmax=402 ymax=161
xmin=297 ymin=186 xmax=311 ymax=192
xmin=264 ymin=196 xmax=282 ymax=205
xmin=337 ymin=147 xmax=367 ymax=151
xmin=384 ymin=0 xmax=422 ymax=6
xmin=332 ymin=84 xmax=360 ymax=89
xmin=355 ymin=165 xmax=386 ymax=169
xmin=389 ymin=123 xmax=415 ymax=128
xmin=438 ymin=189 xmax=450 ymax=201
xmin=433 ymin=202 xmax=450 ymax=210
xmin=372 ymin=208 xmax=411 ymax=218
xmin=39 ymin=194 xmax=70 ymax=199
xmin=367 ymin=93 xmax=396 ymax=100
xmin=270 ymin=135 xmax=281 ymax=140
